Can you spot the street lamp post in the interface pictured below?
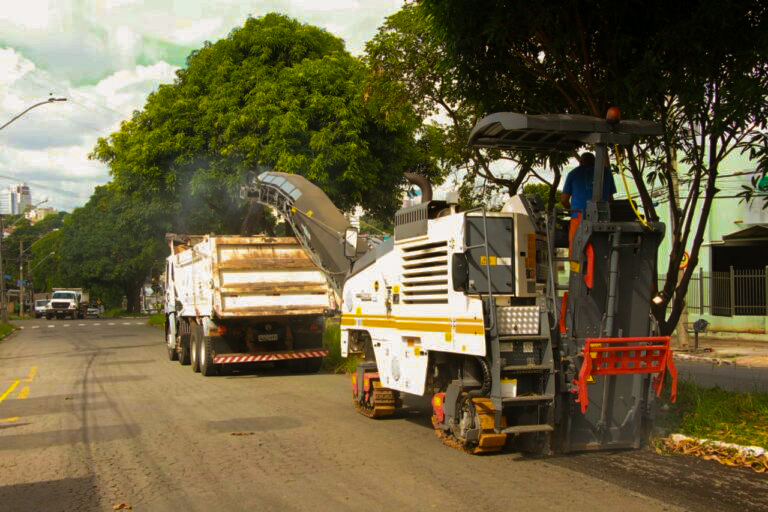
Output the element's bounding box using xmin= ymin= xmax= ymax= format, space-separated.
xmin=0 ymin=97 xmax=64 ymax=323
xmin=0 ymin=97 xmax=67 ymax=132
xmin=25 ymin=251 xmax=55 ymax=312
xmin=18 ymin=232 xmax=52 ymax=319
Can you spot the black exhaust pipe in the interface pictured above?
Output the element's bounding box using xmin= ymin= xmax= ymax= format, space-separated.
xmin=404 ymin=172 xmax=432 ymax=204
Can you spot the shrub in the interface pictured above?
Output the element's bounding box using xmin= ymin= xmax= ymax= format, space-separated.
xmin=322 ymin=320 xmax=358 ymax=374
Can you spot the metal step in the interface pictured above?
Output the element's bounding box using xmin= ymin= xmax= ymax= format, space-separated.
xmin=501 ymin=424 xmax=555 ymax=435
xmin=499 ymin=335 xmax=548 ymax=342
xmin=502 ymin=394 xmax=554 ymax=405
xmin=501 ymin=364 xmax=551 ymax=372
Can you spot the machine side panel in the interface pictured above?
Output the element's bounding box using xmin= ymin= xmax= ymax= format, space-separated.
xmin=341 ymin=213 xmax=486 ymax=396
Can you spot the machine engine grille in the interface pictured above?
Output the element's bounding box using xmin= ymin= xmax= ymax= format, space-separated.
xmin=401 ymin=240 xmax=449 ymax=304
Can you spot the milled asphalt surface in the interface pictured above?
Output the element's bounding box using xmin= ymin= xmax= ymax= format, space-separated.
xmin=0 ymin=319 xmax=766 ymax=511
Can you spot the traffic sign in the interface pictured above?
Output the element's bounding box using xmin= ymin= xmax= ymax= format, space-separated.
xmin=679 ymin=250 xmax=690 ymax=270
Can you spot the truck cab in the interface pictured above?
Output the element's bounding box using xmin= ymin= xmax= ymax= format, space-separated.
xmin=46 ymin=290 xmax=85 ymax=320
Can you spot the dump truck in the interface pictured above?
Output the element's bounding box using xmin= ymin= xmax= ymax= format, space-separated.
xmin=242 ymin=109 xmax=678 ymax=456
xmin=46 ymin=288 xmax=89 ymax=319
xmin=163 ymin=234 xmax=335 ymax=376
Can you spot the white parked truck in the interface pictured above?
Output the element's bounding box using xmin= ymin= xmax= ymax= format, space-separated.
xmin=163 ymin=234 xmax=335 ymax=376
xmin=46 ymin=288 xmax=89 ymax=319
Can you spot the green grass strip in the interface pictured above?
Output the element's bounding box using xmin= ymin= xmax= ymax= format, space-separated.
xmin=0 ymin=322 xmax=16 ymax=341
xmin=660 ymin=380 xmax=768 ymax=449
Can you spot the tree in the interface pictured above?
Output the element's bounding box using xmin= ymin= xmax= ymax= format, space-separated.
xmin=364 ymin=4 xmax=569 ymax=207
xmin=92 ymin=13 xmax=432 ymax=230
xmin=419 ymin=0 xmax=768 ymax=335
xmin=2 ymin=211 xmax=65 ymax=292
xmin=54 ymin=186 xmax=171 ymax=312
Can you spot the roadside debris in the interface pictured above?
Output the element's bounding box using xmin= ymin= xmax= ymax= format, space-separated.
xmin=659 ymin=434 xmax=767 ymax=473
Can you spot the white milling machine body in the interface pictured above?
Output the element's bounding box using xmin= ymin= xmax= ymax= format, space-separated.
xmin=243 ymin=110 xmax=678 ymax=455
xmin=342 ymin=194 xmax=555 ymax=453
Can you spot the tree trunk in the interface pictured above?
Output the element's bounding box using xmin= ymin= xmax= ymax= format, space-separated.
xmin=125 ymin=281 xmax=143 ymax=313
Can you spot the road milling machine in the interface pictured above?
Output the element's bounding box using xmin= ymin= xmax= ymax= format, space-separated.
xmin=242 ymin=110 xmax=678 ymax=455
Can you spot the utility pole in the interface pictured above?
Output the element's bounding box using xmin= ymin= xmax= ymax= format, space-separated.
xmin=19 ymin=240 xmax=24 ymax=318
xmin=0 ymin=216 xmax=5 ymax=323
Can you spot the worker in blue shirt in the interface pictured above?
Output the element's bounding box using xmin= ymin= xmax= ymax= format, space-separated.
xmin=561 ymin=152 xmax=616 ymax=217
xmin=561 ymin=152 xmax=616 ymax=252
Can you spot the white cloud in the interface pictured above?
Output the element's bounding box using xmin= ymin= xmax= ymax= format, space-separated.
xmin=0 ymin=53 xmax=178 ymax=210
xmin=0 ymin=0 xmax=404 ymax=211
xmin=168 ymin=18 xmax=225 ymax=45
xmin=0 ymin=48 xmax=35 ymax=88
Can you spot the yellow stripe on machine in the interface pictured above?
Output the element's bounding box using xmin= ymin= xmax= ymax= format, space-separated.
xmin=340 ymin=313 xmax=483 ymax=336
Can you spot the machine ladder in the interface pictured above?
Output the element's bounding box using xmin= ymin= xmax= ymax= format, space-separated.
xmin=466 ymin=208 xmax=557 ymax=445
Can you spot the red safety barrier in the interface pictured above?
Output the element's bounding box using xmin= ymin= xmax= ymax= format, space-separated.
xmin=574 ymin=336 xmax=677 ymax=414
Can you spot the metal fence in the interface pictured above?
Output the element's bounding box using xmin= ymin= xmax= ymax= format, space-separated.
xmin=659 ymin=267 xmax=768 ymax=317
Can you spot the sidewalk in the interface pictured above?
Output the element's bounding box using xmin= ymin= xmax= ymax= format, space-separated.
xmin=674 ymin=336 xmax=768 ymax=368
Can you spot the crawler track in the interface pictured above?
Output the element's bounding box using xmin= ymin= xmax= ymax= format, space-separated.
xmin=355 ymin=388 xmax=399 ymax=418
xmin=432 ymin=397 xmax=507 ymax=455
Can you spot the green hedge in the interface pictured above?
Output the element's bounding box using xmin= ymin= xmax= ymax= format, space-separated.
xmin=147 ymin=313 xmax=165 ymax=328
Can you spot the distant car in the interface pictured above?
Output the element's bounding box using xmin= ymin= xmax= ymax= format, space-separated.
xmin=86 ymin=304 xmax=100 ymax=318
xmin=35 ymin=300 xmax=49 ymax=318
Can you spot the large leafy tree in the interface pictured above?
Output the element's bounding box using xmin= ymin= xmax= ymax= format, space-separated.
xmin=92 ymin=13 xmax=432 ymax=229
xmin=419 ymin=0 xmax=768 ymax=334
xmin=364 ymin=4 xmax=569 ymax=209
xmin=54 ymin=186 xmax=171 ymax=312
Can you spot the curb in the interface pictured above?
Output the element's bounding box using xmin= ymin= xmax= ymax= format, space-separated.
xmin=670 ymin=433 xmax=766 ymax=459
xmin=663 ymin=433 xmax=767 ymax=473
xmin=673 ymin=352 xmax=736 ymax=366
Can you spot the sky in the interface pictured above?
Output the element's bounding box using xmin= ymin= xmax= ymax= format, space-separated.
xmin=0 ymin=0 xmax=403 ymax=212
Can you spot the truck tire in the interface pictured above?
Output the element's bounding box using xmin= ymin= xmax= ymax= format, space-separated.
xmin=190 ymin=325 xmax=202 ymax=373
xmin=287 ymin=357 xmax=323 ymax=374
xmin=166 ymin=319 xmax=179 ymax=361
xmin=199 ymin=336 xmax=219 ymax=377
xmin=179 ymin=334 xmax=191 ymax=365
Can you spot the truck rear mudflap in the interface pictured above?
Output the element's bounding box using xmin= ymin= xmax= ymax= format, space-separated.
xmin=213 ymin=348 xmax=328 ymax=364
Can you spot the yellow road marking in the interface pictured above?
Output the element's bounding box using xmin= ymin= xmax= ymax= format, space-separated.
xmin=17 ymin=386 xmax=29 ymax=399
xmin=0 ymin=380 xmax=20 ymax=403
xmin=25 ymin=367 xmax=37 ymax=383
xmin=0 ymin=417 xmax=19 ymax=422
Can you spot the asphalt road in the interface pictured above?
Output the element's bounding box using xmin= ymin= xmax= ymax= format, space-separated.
xmin=675 ymin=360 xmax=768 ymax=393
xmin=0 ymin=318 xmax=766 ymax=512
